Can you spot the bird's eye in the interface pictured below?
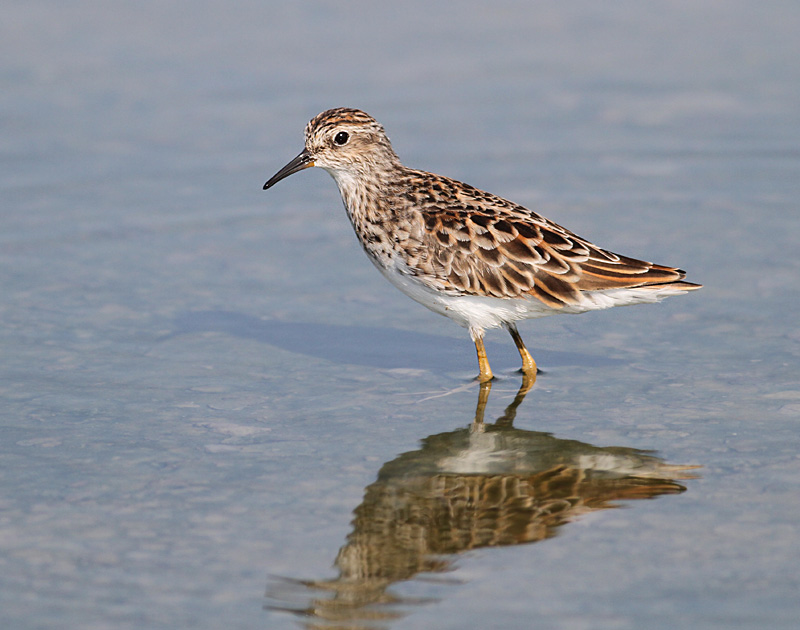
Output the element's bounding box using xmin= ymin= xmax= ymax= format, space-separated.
xmin=333 ymin=131 xmax=349 ymax=146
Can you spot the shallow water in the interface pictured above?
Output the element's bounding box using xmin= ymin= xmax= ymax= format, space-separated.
xmin=2 ymin=2 xmax=799 ymax=629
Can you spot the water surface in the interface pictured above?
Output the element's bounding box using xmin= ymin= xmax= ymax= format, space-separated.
xmin=2 ymin=2 xmax=799 ymax=629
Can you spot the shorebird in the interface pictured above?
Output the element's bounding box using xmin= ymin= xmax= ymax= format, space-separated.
xmin=264 ymin=108 xmax=700 ymax=381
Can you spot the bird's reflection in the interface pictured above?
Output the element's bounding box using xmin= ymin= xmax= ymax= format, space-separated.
xmin=266 ymin=374 xmax=698 ymax=629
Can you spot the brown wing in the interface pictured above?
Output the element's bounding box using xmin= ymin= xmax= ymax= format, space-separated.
xmin=402 ymin=172 xmax=697 ymax=308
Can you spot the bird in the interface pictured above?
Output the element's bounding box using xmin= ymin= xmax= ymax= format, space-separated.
xmin=263 ymin=108 xmax=701 ymax=382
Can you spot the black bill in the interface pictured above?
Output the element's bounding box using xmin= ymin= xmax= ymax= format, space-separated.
xmin=263 ymin=149 xmax=315 ymax=190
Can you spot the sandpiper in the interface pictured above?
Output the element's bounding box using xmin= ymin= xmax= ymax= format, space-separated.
xmin=263 ymin=108 xmax=701 ymax=381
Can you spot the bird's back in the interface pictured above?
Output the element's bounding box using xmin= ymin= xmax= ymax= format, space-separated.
xmin=371 ymin=168 xmax=701 ymax=309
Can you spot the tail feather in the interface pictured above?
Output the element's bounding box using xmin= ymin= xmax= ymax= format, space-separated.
xmin=641 ymin=280 xmax=703 ymax=292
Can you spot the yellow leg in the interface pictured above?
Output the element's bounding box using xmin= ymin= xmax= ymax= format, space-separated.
xmin=473 ymin=334 xmax=494 ymax=382
xmin=506 ymin=323 xmax=537 ymax=375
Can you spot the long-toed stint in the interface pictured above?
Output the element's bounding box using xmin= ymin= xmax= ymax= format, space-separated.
xmin=264 ymin=108 xmax=701 ymax=382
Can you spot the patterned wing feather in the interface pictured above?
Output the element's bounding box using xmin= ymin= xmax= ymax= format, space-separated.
xmin=402 ymin=172 xmax=697 ymax=307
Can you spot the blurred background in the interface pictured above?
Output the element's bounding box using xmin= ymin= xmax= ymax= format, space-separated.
xmin=2 ymin=2 xmax=799 ymax=629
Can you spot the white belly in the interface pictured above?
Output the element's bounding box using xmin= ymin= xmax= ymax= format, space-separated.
xmin=374 ymin=261 xmax=557 ymax=330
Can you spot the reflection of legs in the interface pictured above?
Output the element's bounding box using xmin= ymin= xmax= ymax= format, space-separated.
xmin=471 ymin=327 xmax=493 ymax=382
xmin=474 ymin=371 xmax=536 ymax=429
xmin=518 ymin=371 xmax=536 ymax=397
xmin=473 ymin=380 xmax=492 ymax=427
xmin=495 ymin=371 xmax=536 ymax=428
xmin=506 ymin=323 xmax=537 ymax=375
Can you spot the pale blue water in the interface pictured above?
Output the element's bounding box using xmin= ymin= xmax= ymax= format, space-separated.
xmin=2 ymin=2 xmax=799 ymax=629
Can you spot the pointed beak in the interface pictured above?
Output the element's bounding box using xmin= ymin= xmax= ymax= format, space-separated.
xmin=263 ymin=149 xmax=315 ymax=190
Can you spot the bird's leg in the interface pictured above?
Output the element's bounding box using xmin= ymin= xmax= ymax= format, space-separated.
xmin=470 ymin=327 xmax=494 ymax=382
xmin=505 ymin=323 xmax=537 ymax=375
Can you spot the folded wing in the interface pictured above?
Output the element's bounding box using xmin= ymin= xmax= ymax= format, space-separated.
xmin=408 ymin=174 xmax=701 ymax=308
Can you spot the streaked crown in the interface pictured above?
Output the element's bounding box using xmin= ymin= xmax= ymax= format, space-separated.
xmin=303 ymin=107 xmax=400 ymax=173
